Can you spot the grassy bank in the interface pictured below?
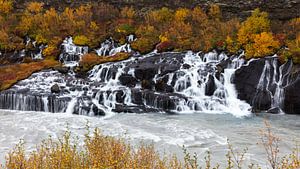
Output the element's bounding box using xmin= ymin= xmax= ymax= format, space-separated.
xmin=0 ymin=59 xmax=60 ymax=91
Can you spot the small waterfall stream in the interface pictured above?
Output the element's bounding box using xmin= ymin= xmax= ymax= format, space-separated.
xmin=252 ymin=56 xmax=293 ymax=112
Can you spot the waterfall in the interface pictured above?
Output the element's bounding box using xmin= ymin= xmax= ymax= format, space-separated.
xmin=1 ymin=41 xmax=253 ymax=117
xmin=95 ymin=35 xmax=135 ymax=56
xmin=252 ymin=56 xmax=293 ymax=113
xmin=59 ymin=37 xmax=89 ymax=65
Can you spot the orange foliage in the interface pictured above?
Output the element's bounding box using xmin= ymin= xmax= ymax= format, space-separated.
xmin=121 ymin=6 xmax=135 ymax=19
xmin=245 ymin=32 xmax=280 ymax=58
xmin=0 ymin=59 xmax=60 ymax=90
xmin=79 ymin=53 xmax=131 ymax=72
xmin=0 ymin=0 xmax=12 ymax=15
xmin=26 ymin=2 xmax=44 ymax=14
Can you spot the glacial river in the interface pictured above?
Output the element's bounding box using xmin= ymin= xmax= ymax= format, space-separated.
xmin=0 ymin=110 xmax=299 ymax=168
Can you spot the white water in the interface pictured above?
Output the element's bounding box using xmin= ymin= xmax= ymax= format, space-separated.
xmin=95 ymin=35 xmax=135 ymax=56
xmin=59 ymin=37 xmax=89 ymax=64
xmin=173 ymin=52 xmax=251 ymax=117
xmin=0 ymin=50 xmax=252 ymax=117
xmin=256 ymin=57 xmax=293 ymax=111
xmin=0 ymin=110 xmax=298 ymax=168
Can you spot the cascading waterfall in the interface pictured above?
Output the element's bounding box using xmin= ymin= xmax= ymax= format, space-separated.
xmin=95 ymin=35 xmax=135 ymax=56
xmin=171 ymin=52 xmax=251 ymax=117
xmin=0 ymin=44 xmax=253 ymax=117
xmin=59 ymin=37 xmax=89 ymax=65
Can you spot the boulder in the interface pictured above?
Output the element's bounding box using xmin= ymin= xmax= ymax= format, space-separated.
xmin=53 ymin=66 xmax=69 ymax=74
xmin=205 ymin=75 xmax=216 ymax=96
xmin=141 ymin=80 xmax=155 ymax=90
xmin=92 ymin=105 xmax=106 ymax=116
xmin=119 ymin=74 xmax=138 ymax=87
xmin=134 ymin=65 xmax=158 ymax=80
xmin=155 ymin=80 xmax=174 ymax=93
xmin=51 ymin=84 xmax=60 ymax=93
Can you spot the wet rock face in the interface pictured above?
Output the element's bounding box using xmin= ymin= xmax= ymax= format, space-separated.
xmin=284 ymin=77 xmax=300 ymax=114
xmin=233 ymin=57 xmax=300 ymax=114
xmin=233 ymin=59 xmax=265 ymax=104
xmin=119 ymin=74 xmax=138 ymax=87
xmin=252 ymin=89 xmax=272 ymax=111
xmin=205 ymin=75 xmax=216 ymax=96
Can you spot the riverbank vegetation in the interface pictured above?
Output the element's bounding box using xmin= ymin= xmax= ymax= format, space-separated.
xmin=2 ymin=122 xmax=299 ymax=169
xmin=0 ymin=1 xmax=299 ymax=89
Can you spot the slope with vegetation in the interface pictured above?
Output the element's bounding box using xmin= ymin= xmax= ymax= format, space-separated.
xmin=0 ymin=0 xmax=299 ymax=91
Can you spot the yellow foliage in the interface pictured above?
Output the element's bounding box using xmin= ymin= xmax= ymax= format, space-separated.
xmin=146 ymin=7 xmax=173 ymax=26
xmin=245 ymin=32 xmax=279 ymax=58
xmin=42 ymin=45 xmax=59 ymax=58
xmin=208 ymin=4 xmax=221 ymax=20
xmin=0 ymin=29 xmax=9 ymax=50
xmin=226 ymin=36 xmax=239 ymax=53
xmin=159 ymin=35 xmax=168 ymax=42
xmin=175 ymin=8 xmax=190 ymax=22
xmin=35 ymin=34 xmax=47 ymax=44
xmin=0 ymin=0 xmax=12 ymax=15
xmin=191 ymin=6 xmax=208 ymax=24
xmin=121 ymin=6 xmax=135 ymax=19
xmin=73 ymin=35 xmax=89 ymax=46
xmin=26 ymin=2 xmax=44 ymax=14
xmin=238 ymin=8 xmax=270 ymax=46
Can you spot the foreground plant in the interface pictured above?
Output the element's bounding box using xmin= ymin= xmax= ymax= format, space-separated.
xmin=3 ymin=122 xmax=300 ymax=169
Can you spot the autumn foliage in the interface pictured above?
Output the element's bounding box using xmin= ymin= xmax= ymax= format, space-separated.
xmin=0 ymin=1 xmax=299 ymax=76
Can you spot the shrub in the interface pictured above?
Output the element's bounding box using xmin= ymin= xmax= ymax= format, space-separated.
xmin=79 ymin=52 xmax=131 ymax=72
xmin=237 ymin=8 xmax=271 ymax=46
xmin=3 ymin=124 xmax=300 ymax=169
xmin=0 ymin=0 xmax=13 ymax=15
xmin=42 ymin=45 xmax=59 ymax=59
xmin=245 ymin=32 xmax=280 ymax=58
xmin=26 ymin=2 xmax=44 ymax=14
xmin=73 ymin=35 xmax=90 ymax=46
xmin=156 ymin=41 xmax=174 ymax=53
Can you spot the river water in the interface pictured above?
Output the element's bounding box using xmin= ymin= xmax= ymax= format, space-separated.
xmin=0 ymin=110 xmax=299 ymax=167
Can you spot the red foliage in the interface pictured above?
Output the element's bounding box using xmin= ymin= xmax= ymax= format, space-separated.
xmin=156 ymin=41 xmax=174 ymax=53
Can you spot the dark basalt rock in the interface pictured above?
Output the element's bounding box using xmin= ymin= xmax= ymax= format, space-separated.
xmin=155 ymin=80 xmax=174 ymax=93
xmin=182 ymin=64 xmax=191 ymax=69
xmin=266 ymin=107 xmax=282 ymax=114
xmin=233 ymin=59 xmax=265 ymax=104
xmin=284 ymin=76 xmax=300 ymax=114
xmin=252 ymin=89 xmax=272 ymax=112
xmin=53 ymin=66 xmax=69 ymax=74
xmin=131 ymin=89 xmax=143 ymax=105
xmin=92 ymin=105 xmax=105 ymax=116
xmin=205 ymin=75 xmax=216 ymax=96
xmin=141 ymin=80 xmax=155 ymax=90
xmin=51 ymin=84 xmax=60 ymax=93
xmin=119 ymin=74 xmax=138 ymax=87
